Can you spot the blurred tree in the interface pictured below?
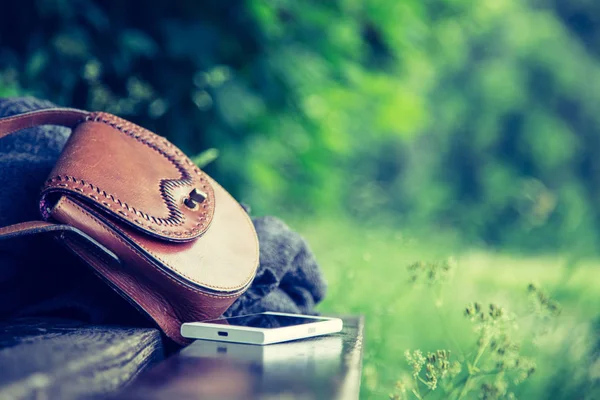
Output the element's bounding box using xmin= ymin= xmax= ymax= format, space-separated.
xmin=1 ymin=0 xmax=600 ymax=251
xmin=402 ymin=0 xmax=600 ymax=251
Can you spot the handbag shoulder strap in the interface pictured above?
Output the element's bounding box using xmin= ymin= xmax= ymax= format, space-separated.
xmin=0 ymin=107 xmax=88 ymax=139
xmin=0 ymin=108 xmax=89 ymax=239
xmin=0 ymin=221 xmax=71 ymax=239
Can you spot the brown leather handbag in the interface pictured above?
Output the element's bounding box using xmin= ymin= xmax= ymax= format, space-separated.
xmin=0 ymin=108 xmax=259 ymax=344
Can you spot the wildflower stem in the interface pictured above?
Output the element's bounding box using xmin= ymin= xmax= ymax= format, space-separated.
xmin=412 ymin=376 xmax=423 ymax=399
xmin=455 ymin=338 xmax=490 ymax=400
xmin=447 ymin=367 xmax=503 ymax=397
xmin=455 ymin=374 xmax=474 ymax=400
xmin=411 ymin=388 xmax=422 ymax=400
xmin=478 ymin=369 xmax=502 ymax=376
xmin=472 ymin=338 xmax=489 ymax=368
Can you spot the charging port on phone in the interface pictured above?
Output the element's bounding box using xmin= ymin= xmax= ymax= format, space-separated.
xmin=218 ymin=331 xmax=228 ymax=337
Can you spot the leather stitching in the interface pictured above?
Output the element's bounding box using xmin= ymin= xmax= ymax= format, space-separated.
xmin=126 ymin=176 xmax=260 ymax=291
xmin=42 ymin=112 xmax=215 ymax=240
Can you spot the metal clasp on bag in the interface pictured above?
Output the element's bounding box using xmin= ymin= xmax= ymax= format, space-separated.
xmin=183 ymin=188 xmax=208 ymax=210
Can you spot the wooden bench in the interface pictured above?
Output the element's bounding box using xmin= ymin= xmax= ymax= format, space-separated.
xmin=0 ymin=316 xmax=363 ymax=399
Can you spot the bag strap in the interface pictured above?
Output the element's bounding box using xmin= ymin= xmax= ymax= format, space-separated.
xmin=0 ymin=108 xmax=89 ymax=239
xmin=0 ymin=107 xmax=88 ymax=139
xmin=0 ymin=221 xmax=66 ymax=239
xmin=0 ymin=220 xmax=121 ymax=264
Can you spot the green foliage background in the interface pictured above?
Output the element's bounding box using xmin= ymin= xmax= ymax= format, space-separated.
xmin=2 ymin=1 xmax=600 ymax=399
xmin=3 ymin=0 xmax=600 ymax=252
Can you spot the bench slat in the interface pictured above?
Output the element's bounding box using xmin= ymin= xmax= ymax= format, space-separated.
xmin=0 ymin=318 xmax=164 ymax=399
xmin=0 ymin=315 xmax=363 ymax=399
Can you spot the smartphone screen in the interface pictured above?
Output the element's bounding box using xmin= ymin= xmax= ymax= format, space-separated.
xmin=203 ymin=313 xmax=324 ymax=329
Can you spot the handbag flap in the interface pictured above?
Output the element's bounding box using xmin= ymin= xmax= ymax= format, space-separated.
xmin=40 ymin=112 xmax=215 ymax=242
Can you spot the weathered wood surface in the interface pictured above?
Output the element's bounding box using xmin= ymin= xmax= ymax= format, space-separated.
xmin=0 ymin=315 xmax=363 ymax=400
xmin=0 ymin=318 xmax=164 ymax=400
xmin=110 ymin=315 xmax=364 ymax=400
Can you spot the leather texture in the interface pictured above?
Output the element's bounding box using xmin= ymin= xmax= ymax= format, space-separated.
xmin=41 ymin=113 xmax=216 ymax=241
xmin=0 ymin=108 xmax=259 ymax=344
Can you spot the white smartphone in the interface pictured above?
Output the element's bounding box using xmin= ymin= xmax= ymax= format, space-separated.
xmin=180 ymin=312 xmax=343 ymax=345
